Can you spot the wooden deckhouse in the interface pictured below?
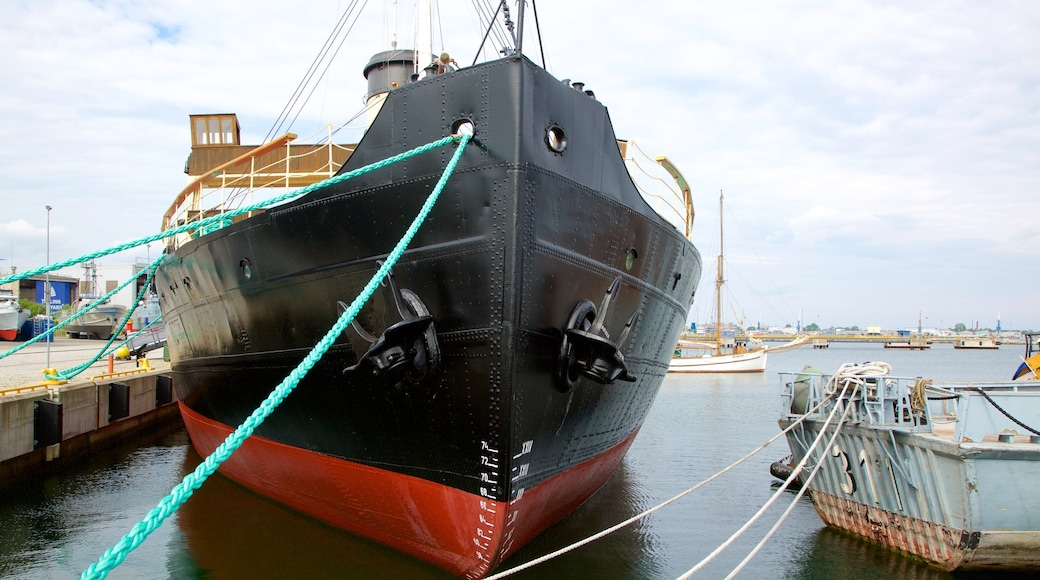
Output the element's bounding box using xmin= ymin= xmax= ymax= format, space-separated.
xmin=163 ymin=114 xmax=356 ymax=241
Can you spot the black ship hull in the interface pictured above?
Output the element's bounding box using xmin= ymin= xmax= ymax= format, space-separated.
xmin=157 ymin=55 xmax=701 ymax=577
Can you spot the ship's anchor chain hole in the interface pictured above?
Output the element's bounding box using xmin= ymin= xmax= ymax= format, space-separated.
xmin=554 ymin=275 xmax=638 ymax=391
xmin=451 ymin=118 xmax=475 ymax=137
xmin=342 ymin=263 xmax=440 ymax=386
xmin=545 ymin=124 xmax=567 ymax=153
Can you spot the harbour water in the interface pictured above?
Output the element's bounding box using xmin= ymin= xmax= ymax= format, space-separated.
xmin=0 ymin=342 xmax=1031 ymax=578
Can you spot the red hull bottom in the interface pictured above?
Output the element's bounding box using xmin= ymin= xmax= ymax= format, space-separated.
xmin=179 ymin=403 xmax=637 ymax=577
xmin=0 ymin=328 xmax=17 ymax=341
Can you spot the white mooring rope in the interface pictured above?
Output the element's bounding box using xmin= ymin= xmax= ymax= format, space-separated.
xmin=677 ymin=376 xmax=859 ymax=578
xmin=491 ymin=362 xmax=891 ymax=578
xmin=487 ymin=386 xmax=841 ymax=579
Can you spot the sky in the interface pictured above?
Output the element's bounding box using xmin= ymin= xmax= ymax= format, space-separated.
xmin=0 ymin=1 xmax=1037 ymax=332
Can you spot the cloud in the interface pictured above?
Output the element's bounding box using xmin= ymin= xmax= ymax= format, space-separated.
xmin=1 ymin=0 xmax=1037 ymax=330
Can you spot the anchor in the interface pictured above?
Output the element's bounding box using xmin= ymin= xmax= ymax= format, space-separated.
xmin=554 ymin=275 xmax=638 ymax=391
xmin=342 ymin=264 xmax=440 ymax=385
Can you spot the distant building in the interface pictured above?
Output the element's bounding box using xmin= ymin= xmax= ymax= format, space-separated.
xmin=14 ymin=260 xmax=152 ymax=310
xmin=11 ymin=273 xmax=79 ymax=309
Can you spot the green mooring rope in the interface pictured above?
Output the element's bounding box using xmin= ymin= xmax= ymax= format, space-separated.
xmin=0 ymin=134 xmax=461 ymax=287
xmin=78 ymin=132 xmax=470 ymax=579
xmin=48 ymin=256 xmax=165 ymax=381
xmin=0 ymin=256 xmax=162 ymax=364
xmin=99 ymin=314 xmax=164 ymax=358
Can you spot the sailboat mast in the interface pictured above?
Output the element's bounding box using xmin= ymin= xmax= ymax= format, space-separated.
xmin=415 ymin=0 xmax=432 ymax=75
xmin=515 ymin=0 xmax=526 ymax=53
xmin=715 ymin=191 xmax=724 ymax=351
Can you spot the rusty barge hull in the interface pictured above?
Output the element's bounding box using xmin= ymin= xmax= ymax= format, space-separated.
xmin=780 ymin=416 xmax=1040 ymax=571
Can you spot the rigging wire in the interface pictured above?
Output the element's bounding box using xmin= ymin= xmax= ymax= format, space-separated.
xmin=725 ymin=199 xmax=800 ymax=327
xmin=434 ymin=0 xmax=445 ymax=52
xmin=471 ymin=0 xmax=511 ymax=60
xmin=265 ymin=0 xmax=368 ymax=142
xmin=265 ymin=1 xmax=358 ymax=142
xmin=693 ymin=195 xmax=800 ymax=331
xmin=530 ymin=0 xmax=546 ymax=68
xmin=282 ymin=1 xmax=370 ymax=135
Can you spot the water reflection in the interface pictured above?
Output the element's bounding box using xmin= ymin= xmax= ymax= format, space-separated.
xmin=0 ymin=423 xmax=187 ymax=579
xmin=0 ymin=344 xmax=1033 ymax=578
xmin=787 ymin=527 xmax=949 ymax=580
xmin=175 ymin=446 xmax=453 ymax=579
xmin=500 ymin=461 xmax=659 ymax=578
xmin=175 ymin=446 xmax=655 ymax=578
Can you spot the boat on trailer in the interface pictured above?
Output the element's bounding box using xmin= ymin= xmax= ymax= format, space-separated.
xmin=154 ymin=3 xmax=702 ymax=577
xmin=63 ymin=296 xmax=126 ymax=340
xmin=0 ymin=291 xmax=29 ymax=341
xmin=778 ymin=360 xmax=1040 ymax=571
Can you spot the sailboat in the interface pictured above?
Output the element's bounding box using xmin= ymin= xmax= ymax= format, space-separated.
xmin=669 ymin=191 xmax=767 ymax=373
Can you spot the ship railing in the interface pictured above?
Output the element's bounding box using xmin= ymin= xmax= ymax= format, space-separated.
xmin=782 ymin=370 xmax=1040 ymax=442
xmin=934 ymin=381 xmax=1040 ymax=443
xmin=621 ymin=139 xmax=695 ymax=240
xmin=162 ymin=121 xmax=364 ymax=250
xmin=781 ymin=371 xmax=935 ymax=433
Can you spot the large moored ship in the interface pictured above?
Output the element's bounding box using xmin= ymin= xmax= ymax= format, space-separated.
xmin=155 ymin=4 xmax=702 ymax=576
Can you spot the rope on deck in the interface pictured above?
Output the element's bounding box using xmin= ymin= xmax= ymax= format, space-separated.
xmin=77 ymin=132 xmax=471 ymax=580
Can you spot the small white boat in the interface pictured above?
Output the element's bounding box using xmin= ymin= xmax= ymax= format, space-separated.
xmin=885 ymin=312 xmax=930 ymax=349
xmin=669 ymin=345 xmax=766 ymax=373
xmin=778 ymin=359 xmax=1040 ymax=571
xmin=0 ymin=291 xmax=30 ymax=341
xmin=881 ymin=338 xmax=930 ymax=350
xmin=62 ymin=261 xmax=127 ymax=340
xmin=953 ymin=336 xmax=999 ymax=350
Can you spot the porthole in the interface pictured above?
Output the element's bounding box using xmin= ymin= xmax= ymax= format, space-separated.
xmin=452 ymin=118 xmax=475 ymax=137
xmin=625 ymin=248 xmax=638 ymax=270
xmin=546 ymin=125 xmax=567 ymax=153
xmin=240 ymin=258 xmax=252 ymax=279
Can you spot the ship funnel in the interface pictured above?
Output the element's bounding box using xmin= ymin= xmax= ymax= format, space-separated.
xmin=363 ymin=50 xmax=415 ymax=127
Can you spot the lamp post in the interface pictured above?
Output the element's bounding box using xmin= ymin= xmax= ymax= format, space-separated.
xmin=45 ymin=205 xmax=52 ymax=368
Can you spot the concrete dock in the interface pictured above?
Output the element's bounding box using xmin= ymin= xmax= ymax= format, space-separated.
xmin=1 ymin=338 xmax=179 ymax=491
xmin=0 ymin=338 xmax=170 ymax=389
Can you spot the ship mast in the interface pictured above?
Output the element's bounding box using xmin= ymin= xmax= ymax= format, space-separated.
xmin=715 ymin=191 xmax=724 ymax=354
xmin=415 ymin=0 xmax=432 ymax=75
xmin=515 ymin=0 xmax=525 ymax=53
